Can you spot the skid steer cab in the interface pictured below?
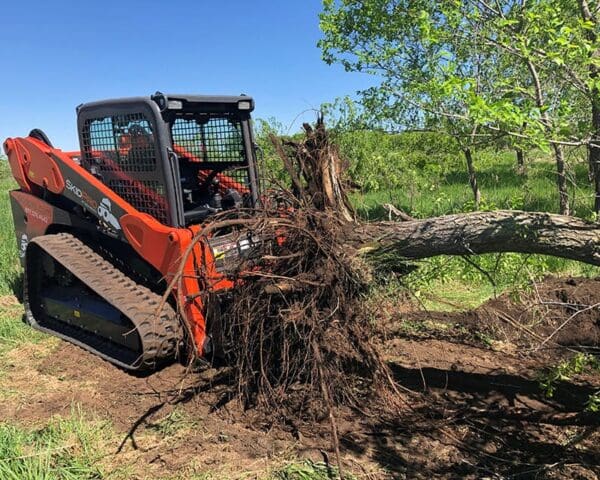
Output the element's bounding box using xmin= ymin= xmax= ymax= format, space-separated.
xmin=4 ymin=92 xmax=263 ymax=372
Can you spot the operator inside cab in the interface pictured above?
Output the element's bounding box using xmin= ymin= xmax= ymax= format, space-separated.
xmin=118 ymin=124 xmax=153 ymax=158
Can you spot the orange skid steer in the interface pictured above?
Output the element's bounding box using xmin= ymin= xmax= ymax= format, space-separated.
xmin=4 ymin=92 xmax=262 ymax=371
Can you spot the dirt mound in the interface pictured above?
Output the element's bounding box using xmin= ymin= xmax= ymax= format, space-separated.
xmin=475 ymin=277 xmax=600 ymax=349
xmin=388 ymin=277 xmax=600 ymax=353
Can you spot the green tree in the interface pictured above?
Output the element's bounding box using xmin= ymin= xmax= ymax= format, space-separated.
xmin=319 ymin=0 xmax=598 ymax=215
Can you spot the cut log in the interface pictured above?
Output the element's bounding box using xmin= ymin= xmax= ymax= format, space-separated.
xmin=352 ymin=210 xmax=600 ymax=266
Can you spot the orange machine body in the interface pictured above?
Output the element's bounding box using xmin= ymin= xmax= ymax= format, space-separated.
xmin=4 ymin=135 xmax=232 ymax=355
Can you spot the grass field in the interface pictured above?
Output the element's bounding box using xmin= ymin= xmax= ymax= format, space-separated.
xmin=0 ymin=142 xmax=598 ymax=478
xmin=352 ymin=149 xmax=596 ymax=220
xmin=0 ymin=161 xmax=20 ymax=296
xmin=349 ymin=146 xmax=599 ymax=309
xmin=0 ymin=162 xmax=41 ymax=356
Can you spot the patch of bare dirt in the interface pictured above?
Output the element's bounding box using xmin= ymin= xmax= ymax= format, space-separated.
xmin=477 ymin=276 xmax=600 ymax=349
xmin=0 ymin=294 xmax=20 ymax=307
xmin=1 ymin=276 xmax=598 ymax=479
xmin=0 ymin=341 xmax=313 ymax=478
xmin=371 ymin=276 xmax=600 ymax=479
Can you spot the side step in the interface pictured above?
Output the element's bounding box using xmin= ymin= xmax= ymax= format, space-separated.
xmin=24 ymin=233 xmax=182 ymax=372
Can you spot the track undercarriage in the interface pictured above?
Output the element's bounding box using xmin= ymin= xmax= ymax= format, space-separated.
xmin=25 ymin=233 xmax=182 ymax=371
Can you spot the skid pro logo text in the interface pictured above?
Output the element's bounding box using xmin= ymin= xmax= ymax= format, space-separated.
xmin=66 ymin=179 xmax=98 ymax=211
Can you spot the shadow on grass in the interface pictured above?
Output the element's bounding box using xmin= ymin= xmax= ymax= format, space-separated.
xmin=9 ymin=273 xmax=23 ymax=302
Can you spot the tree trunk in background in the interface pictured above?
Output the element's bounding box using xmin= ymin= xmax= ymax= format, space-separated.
xmin=590 ymin=102 xmax=600 ymax=216
xmin=354 ymin=210 xmax=600 ymax=266
xmin=579 ymin=0 xmax=600 ymax=216
xmin=552 ymin=144 xmax=570 ymax=216
xmin=525 ymin=58 xmax=569 ymax=215
xmin=516 ymin=148 xmax=525 ymax=175
xmin=588 ymin=147 xmax=595 ymax=183
xmin=463 ymin=148 xmax=481 ymax=209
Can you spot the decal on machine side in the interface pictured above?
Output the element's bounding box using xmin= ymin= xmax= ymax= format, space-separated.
xmin=23 ymin=207 xmax=50 ymax=226
xmin=66 ymin=178 xmax=99 ymax=212
xmin=65 ymin=178 xmax=122 ymax=234
xmin=98 ymin=198 xmax=121 ymax=231
xmin=65 ymin=178 xmax=82 ymax=198
xmin=19 ymin=233 xmax=28 ymax=258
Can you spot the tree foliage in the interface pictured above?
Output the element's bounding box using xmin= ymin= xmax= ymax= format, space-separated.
xmin=319 ymin=0 xmax=600 ymax=214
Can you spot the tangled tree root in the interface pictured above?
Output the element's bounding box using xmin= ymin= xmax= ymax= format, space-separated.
xmin=214 ymin=120 xmax=398 ymax=418
xmin=220 ymin=207 xmax=395 ymax=418
xmin=162 ymin=118 xmax=408 ymax=476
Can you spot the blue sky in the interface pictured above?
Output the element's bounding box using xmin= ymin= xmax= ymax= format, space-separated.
xmin=0 ymin=0 xmax=374 ymax=151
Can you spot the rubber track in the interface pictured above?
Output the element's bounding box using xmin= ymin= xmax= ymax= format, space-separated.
xmin=25 ymin=233 xmax=182 ymax=371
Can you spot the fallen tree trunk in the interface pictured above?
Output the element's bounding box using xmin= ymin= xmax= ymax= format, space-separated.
xmin=354 ymin=210 xmax=600 ymax=266
xmin=270 ymin=118 xmax=600 ymax=267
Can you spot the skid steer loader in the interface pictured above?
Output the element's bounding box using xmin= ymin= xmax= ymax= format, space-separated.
xmin=4 ymin=92 xmax=263 ymax=371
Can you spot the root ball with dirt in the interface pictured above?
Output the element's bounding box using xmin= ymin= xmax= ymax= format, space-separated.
xmin=220 ymin=208 xmax=393 ymax=417
xmin=218 ymin=119 xmax=398 ymax=419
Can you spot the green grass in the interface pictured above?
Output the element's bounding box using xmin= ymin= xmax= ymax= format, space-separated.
xmin=350 ymin=148 xmax=600 ymax=310
xmin=0 ymin=302 xmax=36 ymax=354
xmin=351 ymin=149 xmax=596 ymax=220
xmin=146 ymin=407 xmax=198 ymax=438
xmin=0 ymin=160 xmax=45 ymax=353
xmin=0 ymin=408 xmax=111 ymax=480
xmin=402 ymin=252 xmax=599 ymax=311
xmin=0 ymin=160 xmax=20 ymax=297
xmin=272 ymin=460 xmax=349 ymax=480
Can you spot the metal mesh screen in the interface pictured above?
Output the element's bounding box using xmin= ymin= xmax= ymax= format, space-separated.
xmin=171 ymin=115 xmax=251 ymax=193
xmin=108 ymin=179 xmax=168 ymax=224
xmin=172 ymin=116 xmax=246 ymax=162
xmin=82 ymin=113 xmax=157 ymax=172
xmin=81 ymin=111 xmax=170 ymax=224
